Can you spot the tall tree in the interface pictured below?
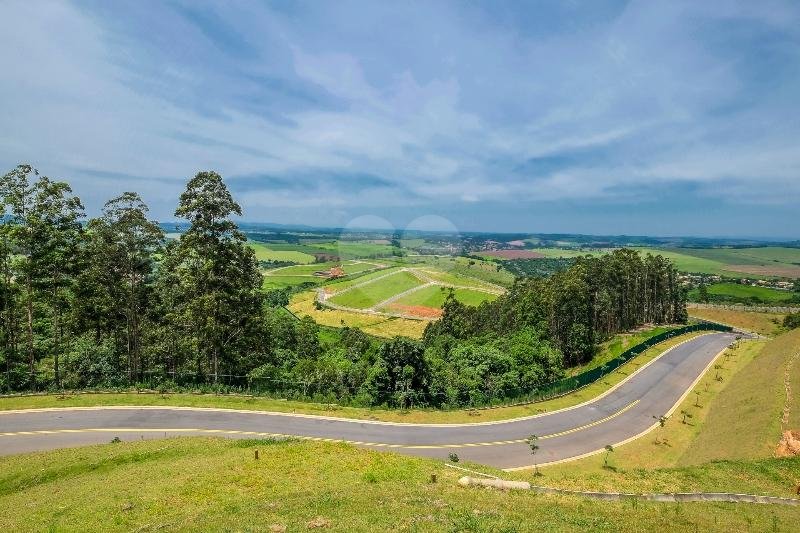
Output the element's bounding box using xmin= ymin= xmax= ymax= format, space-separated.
xmin=0 ymin=165 xmax=84 ymax=387
xmin=74 ymin=193 xmax=163 ymax=381
xmin=166 ymin=171 xmax=263 ymax=382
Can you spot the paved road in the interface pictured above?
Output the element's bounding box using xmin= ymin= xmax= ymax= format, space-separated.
xmin=0 ymin=333 xmax=735 ymax=470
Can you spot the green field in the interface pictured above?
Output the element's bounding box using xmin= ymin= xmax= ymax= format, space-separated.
xmin=689 ymin=282 xmax=795 ymax=302
xmin=1 ymin=436 xmax=797 ymax=531
xmin=248 ymin=241 xmax=317 ymax=264
xmin=386 ymin=285 xmax=497 ymax=310
xmin=316 ymin=241 xmax=397 ymax=258
xmin=328 ymin=271 xmax=423 ymax=309
xmin=634 ymin=246 xmax=800 ymax=278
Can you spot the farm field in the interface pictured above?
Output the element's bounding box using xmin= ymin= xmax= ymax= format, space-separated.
xmin=688 ymin=282 xmax=795 ymax=302
xmin=636 ymin=246 xmax=800 ymax=278
xmin=248 ymin=241 xmax=316 ymax=264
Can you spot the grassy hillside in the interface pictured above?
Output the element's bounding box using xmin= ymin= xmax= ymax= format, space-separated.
xmin=0 ymin=437 xmax=797 ymax=532
xmin=688 ymin=307 xmax=787 ymax=336
xmin=681 ymin=327 xmax=800 ymax=464
xmin=329 ymin=271 xmax=422 ymax=309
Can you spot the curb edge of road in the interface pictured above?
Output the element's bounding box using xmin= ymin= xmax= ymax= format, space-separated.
xmin=0 ymin=333 xmax=721 ymax=429
xmin=504 ymin=338 xmax=733 ymax=472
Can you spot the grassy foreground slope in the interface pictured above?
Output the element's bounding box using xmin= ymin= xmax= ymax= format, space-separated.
xmin=0 ymin=437 xmax=798 ymax=532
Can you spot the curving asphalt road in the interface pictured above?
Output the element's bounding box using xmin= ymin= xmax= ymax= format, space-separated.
xmin=0 ymin=332 xmax=736 ymax=470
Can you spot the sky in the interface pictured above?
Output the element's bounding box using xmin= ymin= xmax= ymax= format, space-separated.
xmin=1 ymin=1 xmax=799 ymax=238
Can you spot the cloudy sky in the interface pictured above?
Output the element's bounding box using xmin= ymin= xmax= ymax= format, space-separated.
xmin=1 ymin=1 xmax=799 ymax=237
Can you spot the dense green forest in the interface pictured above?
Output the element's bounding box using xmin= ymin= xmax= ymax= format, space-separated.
xmin=0 ymin=164 xmax=687 ymax=407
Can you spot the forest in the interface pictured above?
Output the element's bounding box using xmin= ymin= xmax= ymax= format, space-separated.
xmin=0 ymin=164 xmax=687 ymax=407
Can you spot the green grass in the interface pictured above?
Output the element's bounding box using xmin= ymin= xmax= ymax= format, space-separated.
xmin=248 ymin=241 xmax=317 ymax=264
xmin=0 ymin=438 xmax=797 ymax=532
xmin=637 ymin=246 xmax=800 ymax=278
xmin=316 ymin=241 xmax=397 ymax=258
xmin=328 ymin=271 xmax=423 ymax=309
xmin=680 ymin=328 xmax=800 ymax=464
xmin=677 ymin=246 xmax=800 ymax=266
xmin=387 ymin=285 xmax=497 ymax=309
xmin=633 ymin=247 xmax=729 ymax=275
xmin=689 ymin=282 xmax=795 ymax=302
xmin=569 ymin=326 xmax=676 ymax=375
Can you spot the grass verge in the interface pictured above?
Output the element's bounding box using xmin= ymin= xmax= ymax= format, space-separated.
xmin=0 ymin=437 xmax=797 ymax=532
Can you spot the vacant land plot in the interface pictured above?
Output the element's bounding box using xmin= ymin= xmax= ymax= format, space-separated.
xmin=329 ymin=271 xmax=423 ymax=309
xmin=386 ymin=285 xmax=497 ymax=312
xmin=288 ymin=291 xmax=427 ymax=338
xmin=478 ymin=249 xmax=545 ymax=259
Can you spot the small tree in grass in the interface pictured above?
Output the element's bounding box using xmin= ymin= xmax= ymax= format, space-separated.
xmin=526 ymin=434 xmax=541 ymax=476
xmin=603 ymin=444 xmax=614 ymax=468
xmin=694 ymin=391 xmax=701 ymax=407
xmin=652 ymin=415 xmax=668 ymax=444
xmin=680 ymin=409 xmax=693 ymax=424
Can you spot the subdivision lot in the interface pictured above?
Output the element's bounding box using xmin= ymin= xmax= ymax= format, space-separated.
xmin=329 ymin=270 xmax=423 ymax=309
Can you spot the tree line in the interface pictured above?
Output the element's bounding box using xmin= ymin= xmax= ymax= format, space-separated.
xmin=0 ymin=164 xmax=687 ymax=408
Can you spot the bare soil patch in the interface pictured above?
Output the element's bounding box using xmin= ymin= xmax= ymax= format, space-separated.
xmin=724 ymin=264 xmax=800 ymax=278
xmin=481 ymin=249 xmax=545 ymax=259
xmin=388 ymin=304 xmax=443 ymax=318
xmin=776 ymin=430 xmax=800 ymax=457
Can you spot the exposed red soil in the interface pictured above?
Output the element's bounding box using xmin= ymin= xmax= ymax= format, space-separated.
xmin=480 ymin=249 xmax=545 ymax=259
xmin=388 ymin=304 xmax=443 ymax=318
xmin=776 ymin=430 xmax=800 ymax=457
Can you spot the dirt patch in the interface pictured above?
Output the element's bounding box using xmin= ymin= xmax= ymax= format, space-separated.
xmin=724 ymin=264 xmax=800 ymax=278
xmin=313 ymin=253 xmax=340 ymax=262
xmin=388 ymin=304 xmax=443 ymax=318
xmin=776 ymin=430 xmax=800 ymax=457
xmin=480 ymin=250 xmax=545 ymax=259
xmin=507 ymin=240 xmax=526 ymax=247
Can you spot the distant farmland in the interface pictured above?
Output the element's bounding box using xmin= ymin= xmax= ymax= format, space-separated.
xmin=479 ymin=249 xmax=545 ymax=259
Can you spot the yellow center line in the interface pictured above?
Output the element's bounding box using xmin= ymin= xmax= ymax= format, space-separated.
xmin=0 ymin=400 xmax=639 ymax=449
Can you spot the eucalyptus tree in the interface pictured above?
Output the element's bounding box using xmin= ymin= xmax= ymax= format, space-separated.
xmin=165 ymin=171 xmax=263 ymax=382
xmin=74 ymin=193 xmax=163 ymax=381
xmin=0 ymin=165 xmax=84 ymax=387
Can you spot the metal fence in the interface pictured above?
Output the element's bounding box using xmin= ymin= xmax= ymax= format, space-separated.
xmin=483 ymin=321 xmax=733 ymax=407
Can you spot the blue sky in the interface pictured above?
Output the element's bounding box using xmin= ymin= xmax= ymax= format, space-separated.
xmin=1 ymin=1 xmax=799 ymax=238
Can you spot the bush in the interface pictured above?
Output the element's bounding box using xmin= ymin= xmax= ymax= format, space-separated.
xmin=783 ymin=313 xmax=800 ymax=330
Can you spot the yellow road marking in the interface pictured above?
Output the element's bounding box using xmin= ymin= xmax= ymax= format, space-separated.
xmin=0 ymin=400 xmax=639 ymax=449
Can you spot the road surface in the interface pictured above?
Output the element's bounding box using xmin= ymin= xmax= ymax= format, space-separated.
xmin=0 ymin=332 xmax=735 ymax=470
